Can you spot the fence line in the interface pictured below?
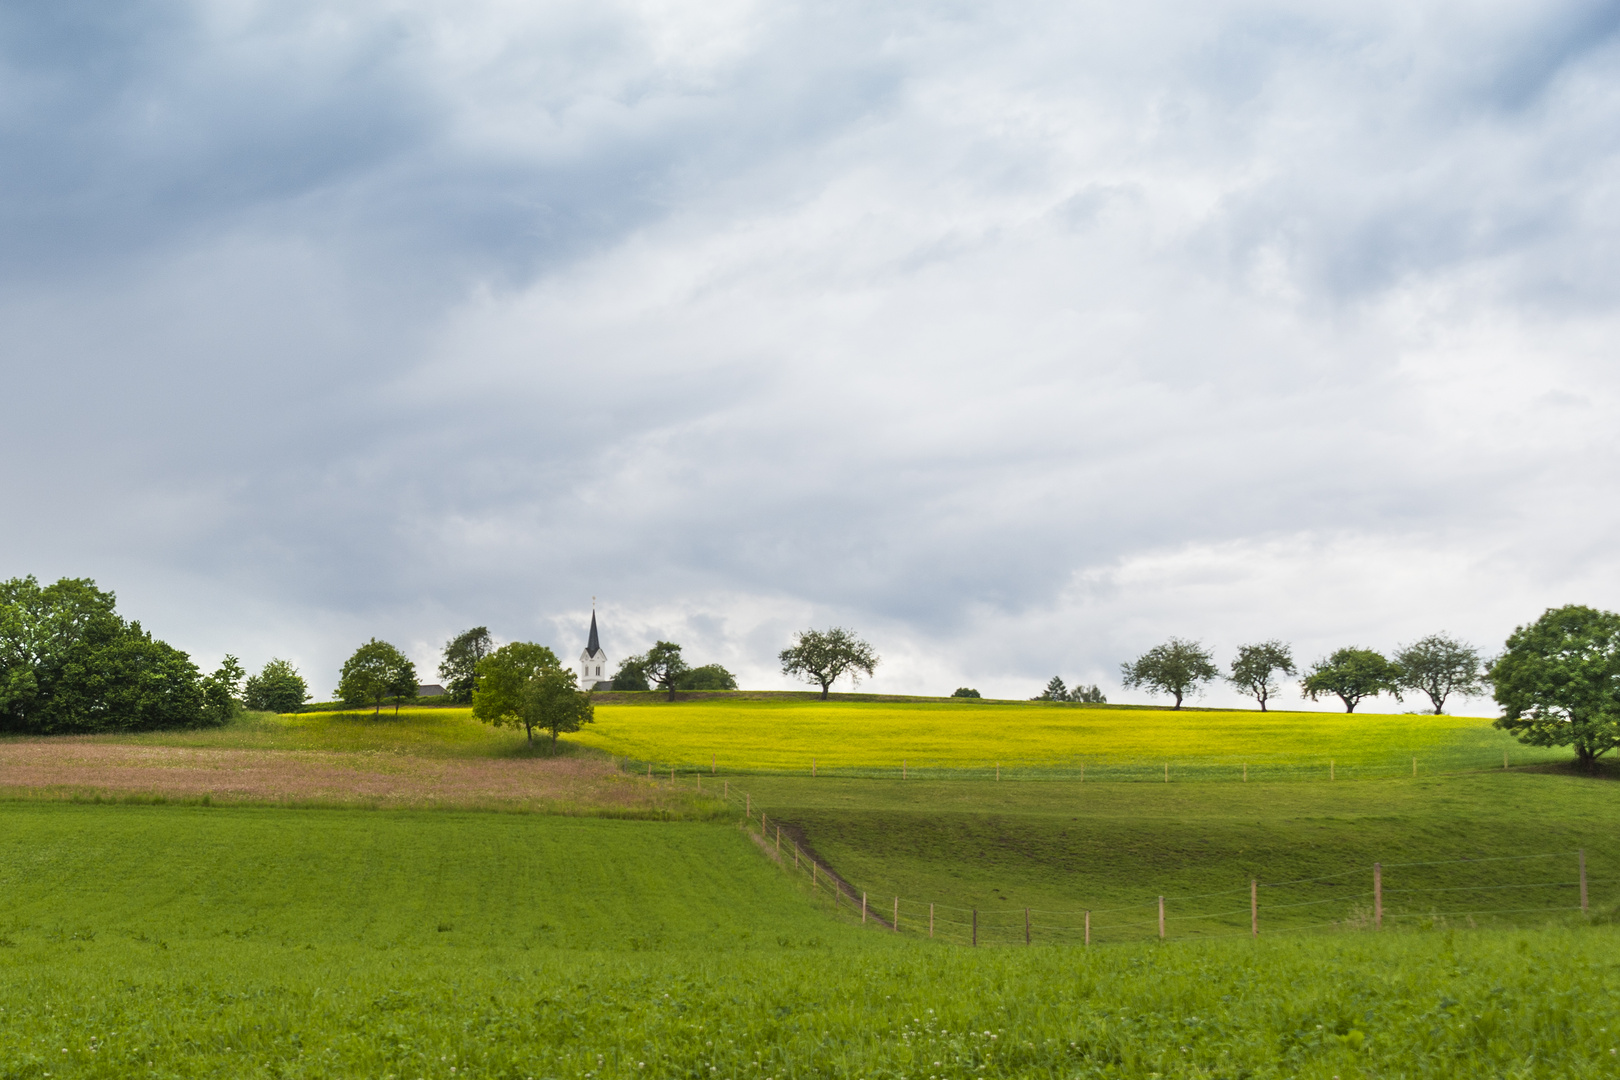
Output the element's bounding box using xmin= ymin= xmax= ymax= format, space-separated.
xmin=708 ymin=779 xmax=1599 ymax=947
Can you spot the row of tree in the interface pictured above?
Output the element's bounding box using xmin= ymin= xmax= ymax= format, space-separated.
xmin=1116 ymin=635 xmax=1487 ymax=714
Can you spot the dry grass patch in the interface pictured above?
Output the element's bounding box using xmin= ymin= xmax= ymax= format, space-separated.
xmin=0 ymin=740 xmax=720 ymax=817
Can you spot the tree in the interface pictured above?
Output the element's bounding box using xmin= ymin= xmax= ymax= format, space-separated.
xmin=951 ymin=687 xmax=982 ymax=698
xmin=337 ymin=639 xmax=415 ymax=717
xmin=243 ymin=658 xmax=310 ymax=713
xmin=677 ymin=663 xmax=738 ymax=691
xmin=611 ymin=655 xmax=650 ymax=691
xmin=1120 ymin=639 xmax=1218 ymax=709
xmin=0 ymin=575 xmax=208 ymax=734
xmin=1393 ymin=633 xmax=1486 ymax=715
xmin=643 ymin=641 xmax=690 ymax=701
xmin=471 ymin=642 xmax=577 ymax=745
xmin=1069 ymin=683 xmax=1107 ymax=704
xmin=200 ymin=655 xmax=245 ymax=725
xmin=1490 ymin=605 xmax=1620 ymax=770
xmin=779 ymin=628 xmax=879 ymax=700
xmin=1226 ymin=641 xmax=1297 ymax=712
xmin=438 ymin=627 xmax=493 ymax=704
xmin=1301 ymin=648 xmax=1398 ymax=713
xmin=520 ymin=666 xmax=595 ymax=747
xmin=1032 ymin=676 xmax=1068 ymax=701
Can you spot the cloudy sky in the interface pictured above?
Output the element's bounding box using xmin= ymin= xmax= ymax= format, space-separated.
xmin=4 ymin=0 xmax=1619 ymax=709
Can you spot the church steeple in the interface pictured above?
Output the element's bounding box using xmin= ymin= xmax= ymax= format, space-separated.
xmin=579 ymin=601 xmax=610 ymax=689
xmin=586 ymin=607 xmax=602 ymax=657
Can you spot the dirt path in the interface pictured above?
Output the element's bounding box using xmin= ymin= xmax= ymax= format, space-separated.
xmin=0 ymin=740 xmax=697 ymax=814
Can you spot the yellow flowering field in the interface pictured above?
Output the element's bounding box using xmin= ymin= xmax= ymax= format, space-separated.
xmin=574 ymin=697 xmax=1558 ymax=779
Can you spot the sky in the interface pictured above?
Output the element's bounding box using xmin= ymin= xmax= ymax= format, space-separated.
xmin=3 ymin=0 xmax=1620 ymax=710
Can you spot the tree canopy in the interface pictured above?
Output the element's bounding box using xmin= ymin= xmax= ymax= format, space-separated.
xmin=471 ymin=642 xmax=592 ymax=746
xmin=1393 ymin=633 xmax=1486 ymax=714
xmin=200 ymin=655 xmax=245 ymax=725
xmin=676 ymin=663 xmax=738 ymax=691
xmin=337 ymin=639 xmax=417 ymax=716
xmin=951 ymin=687 xmax=981 ymax=698
xmin=1300 ymin=647 xmax=1397 ymax=713
xmin=1491 ymin=605 xmax=1620 ymax=769
xmin=1032 ymin=676 xmax=1068 ymax=701
xmin=779 ymin=628 xmax=879 ymax=700
xmin=1226 ymin=641 xmax=1297 ymax=712
xmin=611 ymin=655 xmax=651 ymax=691
xmin=243 ymin=658 xmax=310 ymax=713
xmin=438 ymin=626 xmax=493 ymax=704
xmin=1120 ymin=639 xmax=1217 ymax=709
xmin=0 ymin=575 xmax=211 ymax=734
xmin=643 ymin=641 xmax=690 ymax=701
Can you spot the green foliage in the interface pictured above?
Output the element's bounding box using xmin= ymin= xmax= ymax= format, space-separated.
xmin=1492 ymin=604 xmax=1620 ymax=768
xmin=951 ymin=687 xmax=981 ymax=698
xmin=612 ymin=655 xmax=651 ymax=691
xmin=1120 ymin=638 xmax=1218 ymax=709
xmin=437 ymin=626 xmax=492 ymax=703
xmin=336 ymin=639 xmax=417 ymax=716
xmin=1032 ymin=675 xmax=1067 ymax=701
xmin=1301 ymin=647 xmax=1399 ymax=713
xmin=242 ymin=657 xmax=310 ymax=713
xmin=677 ymin=663 xmax=738 ymax=691
xmin=1227 ymin=640 xmax=1296 ymax=711
xmin=779 ymin=627 xmax=879 ymax=700
xmin=0 ymin=575 xmax=209 ymax=733
xmin=1395 ymin=632 xmax=1486 ymax=714
xmin=644 ymin=640 xmax=690 ymax=701
xmin=472 ymin=641 xmax=585 ymax=744
xmin=199 ymin=654 xmax=244 ymax=725
xmin=1068 ymin=683 xmax=1106 ymax=703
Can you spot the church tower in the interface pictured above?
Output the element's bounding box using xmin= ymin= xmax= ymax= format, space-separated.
xmin=579 ymin=604 xmax=611 ymax=690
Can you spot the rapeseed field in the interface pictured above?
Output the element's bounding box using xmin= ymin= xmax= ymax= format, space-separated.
xmin=576 ymin=697 xmax=1560 ymax=778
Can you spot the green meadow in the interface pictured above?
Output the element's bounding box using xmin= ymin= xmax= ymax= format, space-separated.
xmin=3 ymin=697 xmax=1618 ymax=1077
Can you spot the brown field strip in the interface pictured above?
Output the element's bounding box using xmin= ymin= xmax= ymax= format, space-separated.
xmin=0 ymin=740 xmax=715 ymax=816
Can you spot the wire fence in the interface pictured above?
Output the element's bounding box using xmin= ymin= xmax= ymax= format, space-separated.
xmin=706 ymin=783 xmax=1600 ymax=947
xmin=623 ymin=747 xmax=1575 ymax=785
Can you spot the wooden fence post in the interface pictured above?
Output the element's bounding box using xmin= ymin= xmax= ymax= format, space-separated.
xmin=1080 ymin=763 xmax=1084 ymax=783
xmin=996 ymin=762 xmax=1000 ymax=781
xmin=929 ymin=903 xmax=935 ymax=938
xmin=761 ymin=811 xmax=767 ymax=832
xmin=862 ymin=893 xmax=867 ymax=924
xmin=972 ymin=909 xmax=977 ymax=946
xmin=776 ymin=826 xmax=781 ymax=855
xmin=894 ymin=897 xmax=899 ymax=932
xmin=1412 ymin=757 xmax=1416 ymax=778
xmin=1374 ymin=862 xmax=1382 ymax=929
xmin=1251 ymin=878 xmax=1258 ymax=938
xmin=1330 ymin=759 xmax=1334 ymax=781
xmin=1158 ymin=896 xmax=1165 ymax=940
xmin=647 ymin=762 xmax=652 ymax=778
xmin=1580 ymin=849 xmax=1588 ymax=913
xmin=1243 ymin=763 xmax=1247 ymax=782
xmin=902 ymin=758 xmax=906 ymax=780
xmin=712 ymin=754 xmax=716 ymax=775
xmin=1164 ymin=763 xmax=1169 ymax=783
xmin=794 ymin=843 xmax=799 ymax=868
xmin=1084 ymin=910 xmax=1090 ymax=947
xmin=1503 ymin=750 xmax=1508 ymax=770
xmin=724 ymin=780 xmax=729 ymax=799
xmin=1025 ymin=908 xmax=1031 ymax=945
xmin=812 ymin=757 xmax=816 ymax=778
xmin=746 ymin=793 xmax=750 ymax=818
xmin=812 ymin=861 xmax=817 ymax=888
xmin=670 ymin=767 xmax=675 ymax=783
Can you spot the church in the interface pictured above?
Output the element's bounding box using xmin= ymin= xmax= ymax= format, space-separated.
xmin=579 ymin=607 xmax=613 ymax=690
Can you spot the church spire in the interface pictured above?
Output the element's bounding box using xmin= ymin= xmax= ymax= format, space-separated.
xmin=586 ymin=606 xmax=601 ymax=656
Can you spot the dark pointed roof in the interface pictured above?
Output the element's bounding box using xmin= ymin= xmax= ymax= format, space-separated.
xmin=586 ymin=609 xmax=602 ymax=656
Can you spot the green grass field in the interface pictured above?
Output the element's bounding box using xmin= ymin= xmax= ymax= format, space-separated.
xmin=574 ymin=697 xmax=1562 ymax=780
xmin=5 ymin=696 xmax=1619 ymax=1077
xmin=3 ymin=802 xmax=1620 ymax=1079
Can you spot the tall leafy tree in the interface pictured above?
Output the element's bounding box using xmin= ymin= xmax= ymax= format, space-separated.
xmin=1393 ymin=633 xmax=1486 ymax=714
xmin=0 ymin=575 xmax=207 ymax=733
xmin=643 ymin=641 xmax=691 ymax=702
xmin=200 ymin=655 xmax=245 ymax=725
xmin=1120 ymin=639 xmax=1218 ymax=709
xmin=1069 ymin=683 xmax=1107 ymax=703
xmin=1301 ymin=648 xmax=1398 ymax=713
xmin=472 ymin=642 xmax=586 ymax=745
xmin=337 ymin=639 xmax=415 ymax=717
xmin=779 ymin=628 xmax=879 ymax=700
xmin=1226 ymin=641 xmax=1297 ymax=712
xmin=611 ymin=655 xmax=651 ymax=691
xmin=243 ymin=658 xmax=310 ymax=713
xmin=438 ymin=627 xmax=493 ymax=704
xmin=1491 ymin=605 xmax=1620 ymax=770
